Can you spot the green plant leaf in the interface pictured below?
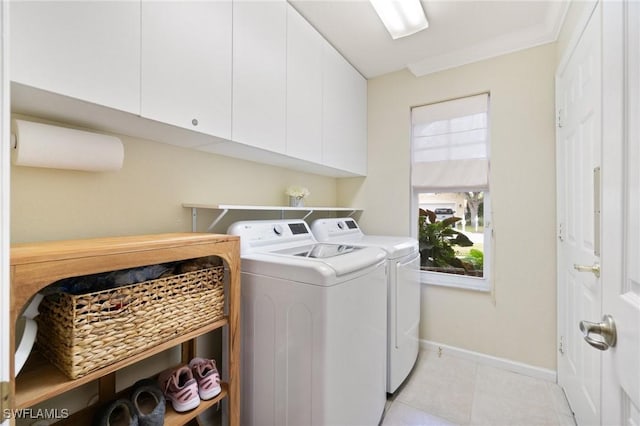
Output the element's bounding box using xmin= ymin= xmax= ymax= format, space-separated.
xmin=418 ymin=209 xmax=477 ymax=272
xmin=451 ymin=232 xmax=473 ymax=247
xmin=420 ymin=208 xmax=437 ymax=224
xmin=441 ymin=216 xmax=462 ymax=227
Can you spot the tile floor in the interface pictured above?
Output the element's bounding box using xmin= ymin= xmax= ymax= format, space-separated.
xmin=381 ymin=350 xmax=577 ymax=426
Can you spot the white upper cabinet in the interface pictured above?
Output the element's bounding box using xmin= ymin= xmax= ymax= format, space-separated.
xmin=10 ymin=1 xmax=140 ymax=114
xmin=322 ymin=45 xmax=367 ymax=175
xmin=286 ymin=5 xmax=323 ymax=163
xmin=9 ymin=0 xmax=367 ymax=176
xmin=232 ymin=0 xmax=287 ymax=153
xmin=141 ymin=1 xmax=232 ymax=139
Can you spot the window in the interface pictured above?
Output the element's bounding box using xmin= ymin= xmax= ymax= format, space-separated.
xmin=411 ymin=94 xmax=491 ymax=291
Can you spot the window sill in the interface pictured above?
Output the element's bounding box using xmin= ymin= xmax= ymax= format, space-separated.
xmin=420 ymin=270 xmax=490 ymax=292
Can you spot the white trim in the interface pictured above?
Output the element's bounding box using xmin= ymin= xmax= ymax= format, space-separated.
xmin=420 ymin=340 xmax=557 ymax=383
xmin=601 ymin=2 xmax=637 ymax=423
xmin=556 ymin=0 xmax=599 ymax=77
xmin=421 ymin=271 xmax=490 ymax=292
xmin=408 ymin=12 xmax=567 ymax=78
xmin=548 ymin=0 xmax=571 ymax=42
xmin=1 ymin=0 xmax=11 ymax=422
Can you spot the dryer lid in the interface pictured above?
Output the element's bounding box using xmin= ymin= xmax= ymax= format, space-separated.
xmin=353 ymin=235 xmax=418 ymax=259
xmin=311 ymin=218 xmax=418 ymax=259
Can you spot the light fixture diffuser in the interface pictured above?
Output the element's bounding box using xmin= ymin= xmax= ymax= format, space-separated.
xmin=370 ymin=0 xmax=428 ymax=40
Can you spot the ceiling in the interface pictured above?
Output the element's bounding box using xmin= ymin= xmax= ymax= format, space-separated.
xmin=289 ymin=0 xmax=570 ymax=79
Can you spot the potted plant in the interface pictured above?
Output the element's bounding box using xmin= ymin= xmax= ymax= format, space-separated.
xmin=418 ymin=208 xmax=478 ymax=275
xmin=285 ymin=185 xmax=310 ymax=207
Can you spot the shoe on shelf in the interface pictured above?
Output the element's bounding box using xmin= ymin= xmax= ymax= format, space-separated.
xmin=94 ymin=398 xmax=139 ymax=426
xmin=189 ymin=357 xmax=222 ymax=400
xmin=158 ymin=365 xmax=201 ymax=413
xmin=130 ymin=378 xmax=166 ymax=426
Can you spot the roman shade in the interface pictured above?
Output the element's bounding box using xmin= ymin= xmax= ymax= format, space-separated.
xmin=411 ymin=93 xmax=489 ymax=190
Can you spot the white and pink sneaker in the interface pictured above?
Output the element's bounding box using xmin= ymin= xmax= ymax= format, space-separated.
xmin=158 ymin=365 xmax=200 ymax=412
xmin=189 ymin=357 xmax=222 ymax=400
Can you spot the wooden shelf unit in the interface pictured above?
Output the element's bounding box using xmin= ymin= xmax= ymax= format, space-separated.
xmin=53 ymin=383 xmax=229 ymax=426
xmin=9 ymin=233 xmax=240 ymax=426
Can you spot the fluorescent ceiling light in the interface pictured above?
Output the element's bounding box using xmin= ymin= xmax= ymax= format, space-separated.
xmin=370 ymin=0 xmax=428 ymax=40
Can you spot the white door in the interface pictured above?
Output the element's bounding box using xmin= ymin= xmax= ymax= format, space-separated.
xmin=556 ymin=3 xmax=602 ymax=425
xmin=1 ymin=1 xmax=11 ymax=423
xmin=600 ymin=1 xmax=640 ymax=424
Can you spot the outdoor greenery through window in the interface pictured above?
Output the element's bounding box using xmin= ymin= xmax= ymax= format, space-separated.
xmin=418 ymin=192 xmax=487 ymax=277
xmin=411 ymin=93 xmax=491 ymax=290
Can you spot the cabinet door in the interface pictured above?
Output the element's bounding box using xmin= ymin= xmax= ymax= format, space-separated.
xmin=10 ymin=1 xmax=140 ymax=114
xmin=322 ymin=45 xmax=367 ymax=175
xmin=232 ymin=0 xmax=286 ymax=153
xmin=286 ymin=5 xmax=322 ymax=162
xmin=141 ymin=1 xmax=232 ymax=139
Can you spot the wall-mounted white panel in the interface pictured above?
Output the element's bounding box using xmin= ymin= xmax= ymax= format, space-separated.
xmin=10 ymin=1 xmax=140 ymax=114
xmin=322 ymin=45 xmax=367 ymax=175
xmin=141 ymin=1 xmax=232 ymax=139
xmin=286 ymin=5 xmax=322 ymax=162
xmin=233 ymin=0 xmax=287 ymax=153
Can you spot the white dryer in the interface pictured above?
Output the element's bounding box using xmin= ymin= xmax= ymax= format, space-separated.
xmin=311 ymin=218 xmax=420 ymax=393
xmin=227 ymin=219 xmax=388 ymax=426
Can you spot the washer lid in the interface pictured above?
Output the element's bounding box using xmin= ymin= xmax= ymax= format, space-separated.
xmin=274 ymin=243 xmax=360 ymax=259
xmin=241 ymin=245 xmax=386 ymax=286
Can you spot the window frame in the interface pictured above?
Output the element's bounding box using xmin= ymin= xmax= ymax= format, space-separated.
xmin=411 ymin=188 xmax=492 ymax=291
xmin=410 ymin=93 xmax=492 ymax=292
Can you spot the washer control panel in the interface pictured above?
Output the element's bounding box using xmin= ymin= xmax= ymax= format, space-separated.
xmin=228 ymin=220 xmax=315 ymax=253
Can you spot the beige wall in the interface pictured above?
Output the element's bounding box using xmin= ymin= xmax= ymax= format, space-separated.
xmin=13 ymin=42 xmax=561 ymax=372
xmin=11 ymin=117 xmax=338 ymax=243
xmin=10 ymin=117 xmax=340 ymax=417
xmin=339 ymin=43 xmax=558 ymax=369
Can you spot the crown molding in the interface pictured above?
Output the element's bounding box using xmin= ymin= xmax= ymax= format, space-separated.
xmin=408 ymin=1 xmax=570 ymax=77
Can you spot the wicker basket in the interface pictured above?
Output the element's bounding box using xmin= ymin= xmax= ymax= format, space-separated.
xmin=36 ymin=266 xmax=225 ymax=379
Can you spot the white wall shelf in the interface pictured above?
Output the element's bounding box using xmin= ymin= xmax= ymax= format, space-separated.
xmin=183 ymin=203 xmax=361 ymax=232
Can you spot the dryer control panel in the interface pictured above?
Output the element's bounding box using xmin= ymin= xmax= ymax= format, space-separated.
xmin=311 ymin=218 xmax=364 ymax=241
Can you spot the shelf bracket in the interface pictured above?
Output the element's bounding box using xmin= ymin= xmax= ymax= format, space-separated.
xmin=191 ymin=207 xmax=230 ymax=233
xmin=207 ymin=209 xmax=229 ymax=233
xmin=1 ymin=381 xmax=9 ymax=414
xmin=347 ymin=210 xmax=357 ymax=217
xmin=302 ymin=210 xmax=313 ymax=220
xmin=98 ymin=374 xmax=116 ymax=403
xmin=191 ymin=207 xmax=197 ymax=233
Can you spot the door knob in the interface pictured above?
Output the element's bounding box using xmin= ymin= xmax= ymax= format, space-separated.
xmin=573 ymin=263 xmax=600 ymax=278
xmin=579 ymin=314 xmax=616 ymax=351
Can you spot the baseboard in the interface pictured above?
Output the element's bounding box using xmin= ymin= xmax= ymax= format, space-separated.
xmin=420 ymin=339 xmax=557 ymax=383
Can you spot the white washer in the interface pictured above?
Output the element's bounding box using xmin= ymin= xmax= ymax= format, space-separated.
xmin=227 ymin=219 xmax=388 ymax=426
xmin=311 ymin=218 xmax=420 ymax=393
